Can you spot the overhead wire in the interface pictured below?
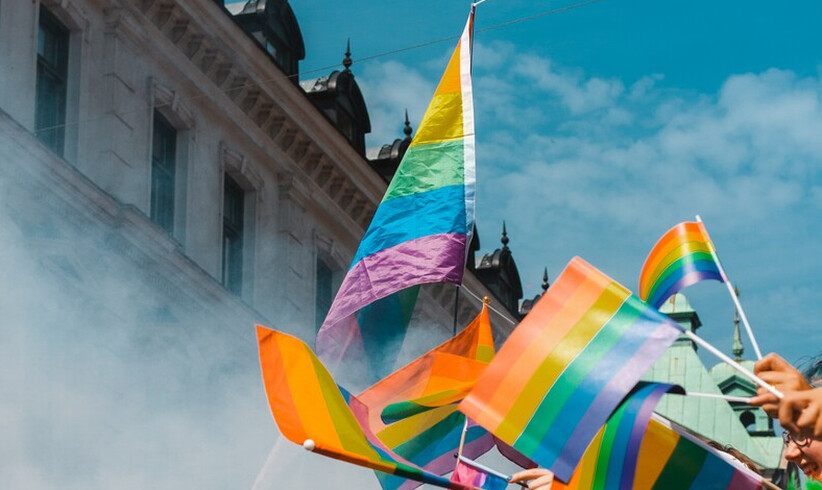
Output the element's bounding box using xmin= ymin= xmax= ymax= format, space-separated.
xmin=34 ymin=0 xmax=608 ymax=134
xmin=295 ymin=0 xmax=607 ymax=79
xmin=459 ymin=284 xmax=519 ymax=326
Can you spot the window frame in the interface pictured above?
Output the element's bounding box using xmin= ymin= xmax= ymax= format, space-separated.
xmin=313 ymin=231 xmax=345 ymax=333
xmin=221 ymin=174 xmax=245 ymax=296
xmin=148 ymin=79 xmax=194 ymax=245
xmin=219 ymin=143 xmax=261 ymax=301
xmin=33 ymin=2 xmax=87 ymax=163
xmin=150 ymin=110 xmax=178 ymax=235
xmin=314 ymin=256 xmax=334 ymax=332
xmin=34 ymin=6 xmax=70 ymax=156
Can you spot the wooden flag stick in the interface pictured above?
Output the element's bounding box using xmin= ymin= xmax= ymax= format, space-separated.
xmin=696 ymin=215 xmax=763 ymax=360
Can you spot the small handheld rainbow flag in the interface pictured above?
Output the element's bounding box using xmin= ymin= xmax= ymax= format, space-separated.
xmin=553 ymin=383 xmax=681 ymax=490
xmin=638 ymin=220 xmax=725 ymax=309
xmin=459 ymin=257 xmax=683 ymax=481
xmin=357 ymin=303 xmax=496 ymax=489
xmin=631 ymin=416 xmax=764 ymax=490
xmin=316 ymin=6 xmax=477 ymax=377
xmin=555 ymin=386 xmax=763 ymax=490
xmin=256 ymin=326 xmax=473 ymax=489
xmin=451 ymin=458 xmax=510 ymax=490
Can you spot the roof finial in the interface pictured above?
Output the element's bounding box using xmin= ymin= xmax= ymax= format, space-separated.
xmin=403 ymin=109 xmax=413 ymax=141
xmin=342 ymin=38 xmax=352 ymax=71
xmin=542 ymin=267 xmax=550 ymax=292
xmin=501 ymin=221 xmax=509 ymax=249
xmin=732 ymin=284 xmax=744 ymax=360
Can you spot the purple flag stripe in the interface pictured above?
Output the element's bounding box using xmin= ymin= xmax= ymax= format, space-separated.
xmin=650 ymin=269 xmax=724 ymax=308
xmin=728 ymin=470 xmax=762 ymax=490
xmin=619 ymin=384 xmax=681 ymax=490
xmin=396 ymin=434 xmax=495 ymax=490
xmin=551 ymin=322 xmax=682 ymax=480
xmin=317 ymin=233 xmax=466 ymax=353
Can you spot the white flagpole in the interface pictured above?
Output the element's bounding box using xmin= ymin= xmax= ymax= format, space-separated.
xmin=684 ymin=329 xmax=781 ymax=399
xmin=457 ymin=417 xmax=469 ymax=459
xmin=679 ymin=391 xmax=753 ymax=404
xmin=458 ymin=455 xmax=529 ymax=488
xmin=695 ymin=215 xmax=763 ymax=360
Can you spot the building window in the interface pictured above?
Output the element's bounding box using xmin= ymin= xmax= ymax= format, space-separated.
xmin=739 ymin=410 xmax=756 ymax=431
xmin=150 ymin=111 xmax=177 ymax=234
xmin=35 ymin=8 xmax=69 ymax=155
xmin=315 ymin=258 xmax=333 ymax=331
xmin=222 ymin=175 xmax=245 ymax=295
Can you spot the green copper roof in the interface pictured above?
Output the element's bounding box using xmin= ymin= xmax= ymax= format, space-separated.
xmin=642 ymin=294 xmax=782 ymax=470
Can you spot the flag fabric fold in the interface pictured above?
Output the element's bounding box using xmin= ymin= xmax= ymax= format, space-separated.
xmin=315 ymin=7 xmax=477 ymax=374
xmin=459 ymin=256 xmax=684 ymax=481
xmin=632 ymin=416 xmax=764 ymax=490
xmin=357 ymin=302 xmax=496 ymax=489
xmin=256 ymin=326 xmax=473 ymax=489
xmin=555 ymin=385 xmax=763 ymax=490
xmin=451 ymin=460 xmax=509 ymax=490
xmin=553 ymin=382 xmax=682 ymax=490
xmin=638 ymin=220 xmax=726 ymax=309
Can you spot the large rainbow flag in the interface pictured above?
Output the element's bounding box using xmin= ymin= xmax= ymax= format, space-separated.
xmin=638 ymin=220 xmax=726 ymax=309
xmin=459 ymin=257 xmax=684 ymax=481
xmin=315 ymin=7 xmax=477 ymax=376
xmin=256 ymin=326 xmax=474 ymax=489
xmin=357 ymin=303 xmax=495 ymax=489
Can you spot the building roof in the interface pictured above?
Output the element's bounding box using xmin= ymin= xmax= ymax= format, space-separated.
xmin=642 ymin=293 xmax=783 ymax=470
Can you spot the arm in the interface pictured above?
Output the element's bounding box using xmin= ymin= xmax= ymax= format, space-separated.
xmin=510 ymin=468 xmax=554 ymax=490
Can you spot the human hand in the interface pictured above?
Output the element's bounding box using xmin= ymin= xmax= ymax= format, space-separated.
xmin=778 ymin=387 xmax=822 ymax=439
xmin=749 ymin=353 xmax=811 ymax=418
xmin=510 ymin=468 xmax=554 ymax=489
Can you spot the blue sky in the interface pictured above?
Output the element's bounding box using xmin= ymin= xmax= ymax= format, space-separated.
xmin=290 ymin=0 xmax=821 ymax=367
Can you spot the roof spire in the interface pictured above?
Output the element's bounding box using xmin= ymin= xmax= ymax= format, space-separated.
xmin=501 ymin=221 xmax=509 ymax=250
xmin=342 ymin=38 xmax=352 ymax=71
xmin=403 ymin=109 xmax=413 ymax=141
xmin=732 ymin=284 xmax=744 ymax=360
xmin=542 ymin=267 xmax=550 ymax=292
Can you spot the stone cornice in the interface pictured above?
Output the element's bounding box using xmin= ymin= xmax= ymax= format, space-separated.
xmin=129 ymin=0 xmax=383 ymax=236
xmin=220 ymin=141 xmax=264 ymax=192
xmin=150 ymin=77 xmax=195 ymax=129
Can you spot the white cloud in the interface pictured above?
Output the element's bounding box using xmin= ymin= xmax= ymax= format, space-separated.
xmin=358 ymin=60 xmax=435 ymax=146
xmin=511 ymin=53 xmax=625 ymax=114
xmin=354 ymin=44 xmax=819 ymax=362
xmin=467 ymin=54 xmax=820 ymax=360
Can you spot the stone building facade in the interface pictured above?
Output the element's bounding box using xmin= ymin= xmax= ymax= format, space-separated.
xmin=0 ymin=0 xmax=523 ymax=487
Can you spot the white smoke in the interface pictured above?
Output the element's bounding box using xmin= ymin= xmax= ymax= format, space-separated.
xmin=0 ymin=141 xmax=280 ymax=488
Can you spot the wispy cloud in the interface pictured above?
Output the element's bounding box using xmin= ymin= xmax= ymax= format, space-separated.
xmin=358 ymin=60 xmax=435 ymax=146
xmin=359 ymin=46 xmax=822 ymax=362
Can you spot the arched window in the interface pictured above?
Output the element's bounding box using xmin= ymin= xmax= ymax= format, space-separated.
xmin=739 ymin=410 xmax=756 ymax=430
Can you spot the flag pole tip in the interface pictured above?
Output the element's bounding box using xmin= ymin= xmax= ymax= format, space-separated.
xmin=303 ymin=439 xmax=316 ymax=451
xmin=482 ymin=296 xmax=491 ymax=304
